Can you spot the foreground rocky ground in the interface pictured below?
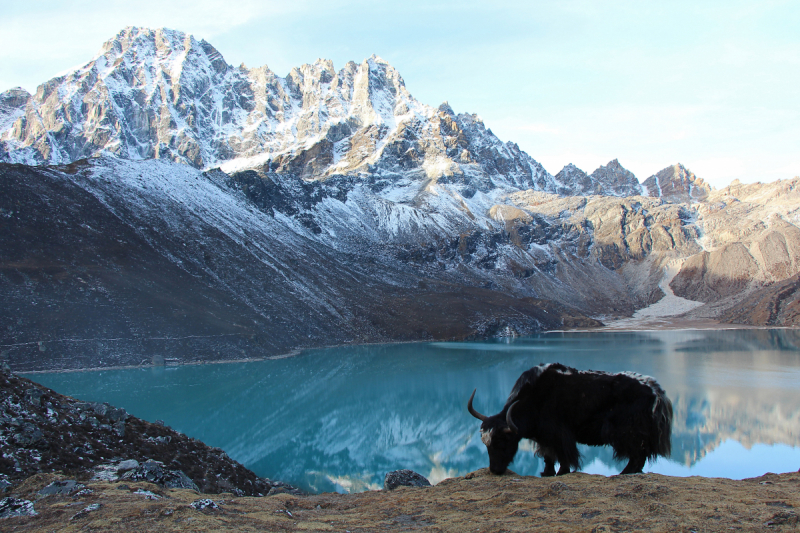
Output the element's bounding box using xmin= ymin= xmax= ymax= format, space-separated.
xmin=4 ymin=469 xmax=800 ymax=531
xmin=0 ymin=368 xmax=298 ymax=497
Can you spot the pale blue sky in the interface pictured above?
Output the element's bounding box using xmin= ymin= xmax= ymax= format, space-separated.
xmin=2 ymin=0 xmax=798 ymax=187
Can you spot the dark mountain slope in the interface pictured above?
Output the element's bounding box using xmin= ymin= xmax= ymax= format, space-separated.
xmin=0 ymin=160 xmax=597 ymax=372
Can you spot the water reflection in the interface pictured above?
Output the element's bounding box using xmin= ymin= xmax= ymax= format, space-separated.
xmin=26 ymin=329 xmax=800 ymax=493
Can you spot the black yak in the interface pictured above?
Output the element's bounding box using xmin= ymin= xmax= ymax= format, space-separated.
xmin=468 ymin=363 xmax=673 ymax=476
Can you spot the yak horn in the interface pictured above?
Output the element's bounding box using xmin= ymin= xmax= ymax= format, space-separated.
xmin=505 ymin=401 xmax=520 ymax=434
xmin=467 ymin=389 xmax=488 ymax=422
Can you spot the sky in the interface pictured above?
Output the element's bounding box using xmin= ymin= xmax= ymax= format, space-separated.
xmin=1 ymin=0 xmax=798 ymax=188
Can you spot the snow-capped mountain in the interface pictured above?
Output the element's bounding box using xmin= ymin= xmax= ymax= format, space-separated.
xmin=2 ymin=27 xmax=800 ymax=373
xmin=0 ymin=27 xmax=564 ymax=195
xmin=0 ymin=26 xmax=716 ymax=204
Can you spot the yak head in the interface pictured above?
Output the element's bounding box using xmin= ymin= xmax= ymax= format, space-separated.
xmin=468 ymin=389 xmax=521 ymax=475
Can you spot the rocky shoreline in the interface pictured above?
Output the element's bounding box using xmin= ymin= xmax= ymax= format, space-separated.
xmin=0 ymin=367 xmax=300 ymax=498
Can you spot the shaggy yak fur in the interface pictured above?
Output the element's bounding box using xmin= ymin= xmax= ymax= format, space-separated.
xmin=468 ymin=363 xmax=673 ymax=476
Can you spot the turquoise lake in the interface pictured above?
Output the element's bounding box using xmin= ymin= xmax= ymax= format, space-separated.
xmin=25 ymin=329 xmax=800 ymax=493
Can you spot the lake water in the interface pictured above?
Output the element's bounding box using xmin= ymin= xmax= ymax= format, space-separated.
xmin=25 ymin=329 xmax=800 ymax=493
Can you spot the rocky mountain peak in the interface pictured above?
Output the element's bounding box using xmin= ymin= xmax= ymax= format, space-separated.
xmin=349 ymin=54 xmax=412 ymax=129
xmin=437 ymin=101 xmax=456 ymax=116
xmin=0 ymin=88 xmax=31 ymax=133
xmin=642 ymin=163 xmax=710 ymax=203
xmin=555 ymin=163 xmax=593 ymax=195
xmin=366 ymin=54 xmax=390 ymax=70
xmin=97 ymin=27 xmax=208 ymax=76
xmin=588 ymin=159 xmax=643 ymax=197
xmin=552 ymin=160 xmax=642 ymax=197
xmin=0 ymin=87 xmax=31 ymax=108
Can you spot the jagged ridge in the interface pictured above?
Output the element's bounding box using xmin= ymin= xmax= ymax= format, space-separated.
xmin=0 ymin=27 xmax=562 ymax=197
xmin=1 ymin=26 xmax=720 ymax=204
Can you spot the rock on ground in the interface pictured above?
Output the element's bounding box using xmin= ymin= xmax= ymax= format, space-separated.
xmin=384 ymin=469 xmax=431 ymax=490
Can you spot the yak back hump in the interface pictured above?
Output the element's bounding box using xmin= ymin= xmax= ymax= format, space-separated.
xmin=506 ymin=364 xmax=659 ymax=431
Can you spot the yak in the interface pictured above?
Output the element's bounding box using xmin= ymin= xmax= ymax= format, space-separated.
xmin=468 ymin=363 xmax=673 ymax=476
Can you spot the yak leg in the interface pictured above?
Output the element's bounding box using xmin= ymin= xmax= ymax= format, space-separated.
xmin=539 ymin=440 xmax=578 ymax=476
xmin=538 ymin=446 xmax=558 ymax=477
xmin=541 ymin=459 xmax=556 ymax=477
xmin=542 ymin=458 xmax=570 ymax=476
xmin=554 ymin=437 xmax=580 ymax=476
xmin=620 ymin=455 xmax=646 ymax=475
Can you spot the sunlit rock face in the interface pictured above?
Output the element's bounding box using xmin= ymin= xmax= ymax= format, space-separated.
xmin=671 ymin=179 xmax=800 ymax=304
xmin=507 ymin=172 xmax=800 ymax=315
xmin=643 ymin=164 xmax=711 ymax=203
xmin=0 ymin=88 xmax=31 ymax=133
xmin=588 ymin=159 xmax=643 ymax=197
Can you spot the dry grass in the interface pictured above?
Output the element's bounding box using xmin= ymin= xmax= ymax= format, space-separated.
xmin=5 ymin=469 xmax=800 ymax=532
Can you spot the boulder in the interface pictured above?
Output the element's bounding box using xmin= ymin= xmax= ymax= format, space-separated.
xmin=23 ymin=388 xmax=43 ymax=406
xmin=117 ymin=459 xmax=139 ymax=472
xmin=85 ymin=402 xmax=128 ymax=422
xmin=0 ymin=497 xmax=37 ymax=518
xmin=13 ymin=423 xmax=44 ymax=447
xmin=119 ymin=459 xmax=199 ymax=491
xmin=384 ymin=469 xmax=431 ymax=491
xmin=37 ymin=480 xmax=84 ymax=497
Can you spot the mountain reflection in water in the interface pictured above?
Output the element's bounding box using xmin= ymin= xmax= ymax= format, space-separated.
xmin=26 ymin=329 xmax=800 ymax=493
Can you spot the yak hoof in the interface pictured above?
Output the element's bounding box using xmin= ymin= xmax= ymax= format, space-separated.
xmin=619 ymin=457 xmax=646 ymax=475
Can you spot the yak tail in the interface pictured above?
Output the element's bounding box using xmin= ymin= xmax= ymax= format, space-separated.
xmin=651 ymin=388 xmax=673 ymax=458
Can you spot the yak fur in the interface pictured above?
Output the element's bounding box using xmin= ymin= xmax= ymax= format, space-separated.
xmin=470 ymin=363 xmax=673 ymax=476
